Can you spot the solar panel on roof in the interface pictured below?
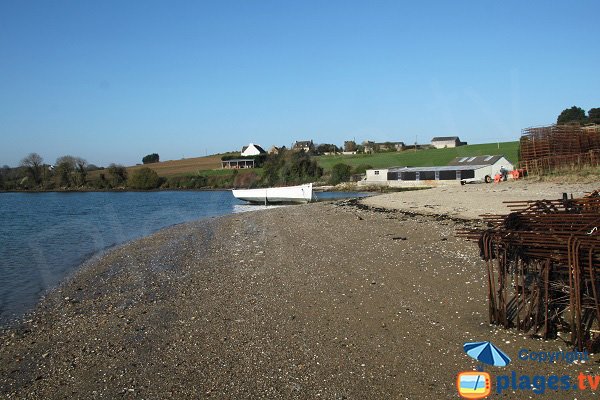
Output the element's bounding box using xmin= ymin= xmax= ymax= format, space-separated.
xmin=484 ymin=155 xmax=493 ymax=161
xmin=459 ymin=157 xmax=468 ymax=162
xmin=467 ymin=156 xmax=476 ymax=162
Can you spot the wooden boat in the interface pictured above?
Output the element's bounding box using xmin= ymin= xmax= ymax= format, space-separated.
xmin=232 ymin=183 xmax=314 ymax=204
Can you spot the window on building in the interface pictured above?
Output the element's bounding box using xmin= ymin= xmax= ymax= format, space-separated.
xmin=374 ymin=170 xmax=379 ymax=175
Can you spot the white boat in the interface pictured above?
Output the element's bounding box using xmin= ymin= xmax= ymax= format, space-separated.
xmin=232 ymin=183 xmax=314 ymax=204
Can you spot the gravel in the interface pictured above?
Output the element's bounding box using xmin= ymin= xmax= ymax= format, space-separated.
xmin=1 ymin=196 xmax=598 ymax=399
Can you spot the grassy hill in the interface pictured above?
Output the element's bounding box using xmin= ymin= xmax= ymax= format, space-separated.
xmin=88 ymin=141 xmax=519 ymax=180
xmin=126 ymin=154 xmax=224 ymax=177
xmin=316 ymin=141 xmax=519 ymax=171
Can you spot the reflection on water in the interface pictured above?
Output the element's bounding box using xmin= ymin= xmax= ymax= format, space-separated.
xmin=0 ymin=191 xmax=240 ymax=325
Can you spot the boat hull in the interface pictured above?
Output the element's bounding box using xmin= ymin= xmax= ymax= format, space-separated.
xmin=232 ymin=183 xmax=313 ymax=204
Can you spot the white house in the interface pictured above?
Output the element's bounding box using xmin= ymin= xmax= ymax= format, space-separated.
xmin=241 ymin=143 xmax=267 ymax=157
xmin=431 ymin=136 xmax=467 ymax=149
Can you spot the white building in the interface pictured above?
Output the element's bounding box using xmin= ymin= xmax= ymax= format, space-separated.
xmin=364 ymin=168 xmax=392 ymax=182
xmin=362 ymin=155 xmax=514 ymax=186
xmin=241 ymin=143 xmax=266 ymax=157
xmin=431 ymin=136 xmax=466 ymax=149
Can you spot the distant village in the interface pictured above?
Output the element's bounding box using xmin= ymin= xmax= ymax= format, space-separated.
xmin=222 ymin=136 xmax=468 ymax=170
xmin=220 ymin=135 xmax=521 ymax=187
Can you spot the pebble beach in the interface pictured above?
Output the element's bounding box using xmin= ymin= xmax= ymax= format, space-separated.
xmin=1 ymin=182 xmax=599 ymax=399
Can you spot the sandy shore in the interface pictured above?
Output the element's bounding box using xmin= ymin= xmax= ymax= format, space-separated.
xmin=1 ymin=187 xmax=599 ymax=398
xmin=362 ymin=180 xmax=599 ymax=220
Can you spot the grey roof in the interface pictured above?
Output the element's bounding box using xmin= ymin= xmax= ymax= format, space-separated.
xmin=388 ymin=165 xmax=491 ymax=172
xmin=253 ymin=144 xmax=266 ymax=153
xmin=431 ymin=136 xmax=460 ymax=142
xmin=447 ymin=155 xmax=507 ymax=166
xmin=222 ymin=159 xmax=256 ymax=163
xmin=294 ymin=140 xmax=313 ymax=147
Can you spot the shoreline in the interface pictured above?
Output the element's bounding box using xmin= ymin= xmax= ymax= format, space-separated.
xmin=2 ymin=192 xmax=599 ymax=398
xmin=0 ymin=192 xmax=366 ymax=329
xmin=0 ymin=215 xmax=224 ymax=331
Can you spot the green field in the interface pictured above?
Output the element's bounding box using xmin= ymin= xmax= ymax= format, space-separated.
xmin=316 ymin=141 xmax=519 ymax=171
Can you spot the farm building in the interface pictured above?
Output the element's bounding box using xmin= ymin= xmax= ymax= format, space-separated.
xmin=221 ymin=159 xmax=256 ymax=169
xmin=431 ymin=136 xmax=467 ymax=149
xmin=364 ymin=167 xmax=396 ymax=182
xmin=361 ymin=155 xmax=513 ymax=186
xmin=241 ymin=143 xmax=266 ymax=157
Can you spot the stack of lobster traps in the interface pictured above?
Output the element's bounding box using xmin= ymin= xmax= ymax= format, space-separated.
xmin=520 ymin=124 xmax=600 ymax=175
xmin=460 ymin=190 xmax=600 ymax=351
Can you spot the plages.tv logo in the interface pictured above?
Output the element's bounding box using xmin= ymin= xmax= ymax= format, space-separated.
xmin=457 ymin=341 xmax=511 ymax=399
xmin=457 ymin=371 xmax=491 ymax=399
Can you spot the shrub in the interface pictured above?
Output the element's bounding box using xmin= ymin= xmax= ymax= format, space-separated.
xmin=260 ymin=151 xmax=321 ymax=186
xmin=128 ymin=167 xmax=161 ymax=189
xmin=234 ymin=172 xmax=259 ymax=188
xmin=207 ymin=172 xmax=236 ymax=188
xmin=330 ymin=163 xmax=353 ymax=185
xmin=164 ymin=175 xmax=208 ymax=189
xmin=107 ymin=164 xmax=128 ymax=188
xmin=353 ymin=164 xmax=373 ymax=175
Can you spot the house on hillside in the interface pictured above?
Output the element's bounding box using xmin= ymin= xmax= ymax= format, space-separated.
xmin=363 ymin=141 xmax=405 ymax=153
xmin=268 ymin=145 xmax=281 ymax=155
xmin=292 ymin=140 xmax=315 ymax=152
xmin=241 ymin=143 xmax=266 ymax=157
xmin=431 ymin=136 xmax=467 ymax=149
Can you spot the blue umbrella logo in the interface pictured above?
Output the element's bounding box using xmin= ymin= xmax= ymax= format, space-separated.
xmin=463 ymin=341 xmax=511 ymax=367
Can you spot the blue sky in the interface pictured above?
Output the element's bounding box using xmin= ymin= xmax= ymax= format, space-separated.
xmin=1 ymin=1 xmax=599 ymax=167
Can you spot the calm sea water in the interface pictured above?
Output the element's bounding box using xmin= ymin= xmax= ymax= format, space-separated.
xmin=0 ymin=190 xmax=366 ymax=326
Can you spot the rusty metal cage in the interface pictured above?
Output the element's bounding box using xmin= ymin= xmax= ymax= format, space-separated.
xmin=460 ymin=190 xmax=600 ymax=351
xmin=519 ymin=124 xmax=600 ymax=175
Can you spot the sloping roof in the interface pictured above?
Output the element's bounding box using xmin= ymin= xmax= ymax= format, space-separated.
xmin=447 ymin=155 xmax=508 ymax=166
xmin=431 ymin=136 xmax=460 ymax=142
xmin=252 ymin=144 xmax=266 ymax=153
xmin=293 ymin=140 xmax=313 ymax=147
xmin=242 ymin=143 xmax=266 ymax=154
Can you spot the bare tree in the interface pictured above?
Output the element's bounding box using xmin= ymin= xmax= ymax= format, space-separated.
xmin=20 ymin=153 xmax=44 ymax=185
xmin=107 ymin=164 xmax=128 ymax=187
xmin=74 ymin=157 xmax=88 ymax=186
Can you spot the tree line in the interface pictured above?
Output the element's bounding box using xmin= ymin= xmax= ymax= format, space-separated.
xmin=1 ymin=150 xmax=328 ymax=191
xmin=0 ymin=153 xmax=134 ymax=191
xmin=557 ymin=106 xmax=600 ymax=125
